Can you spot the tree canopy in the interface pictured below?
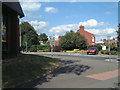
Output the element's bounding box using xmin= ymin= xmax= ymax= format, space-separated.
xmin=38 ymin=33 xmax=48 ymax=43
xmin=59 ymin=30 xmax=87 ymax=50
xmin=117 ymin=24 xmax=120 ymax=57
xmin=20 ymin=21 xmax=39 ymax=51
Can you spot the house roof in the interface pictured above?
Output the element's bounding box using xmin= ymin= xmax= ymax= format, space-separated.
xmin=3 ymin=2 xmax=24 ymax=18
xmin=78 ymin=29 xmax=95 ymax=36
xmin=83 ymin=30 xmax=95 ymax=36
xmin=110 ymin=40 xmax=117 ymax=44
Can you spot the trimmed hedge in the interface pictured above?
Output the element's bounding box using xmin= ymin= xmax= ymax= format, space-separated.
xmin=110 ymin=51 xmax=117 ymax=55
xmin=30 ymin=45 xmax=50 ymax=52
xmin=100 ymin=50 xmax=117 ymax=55
xmin=101 ymin=50 xmax=109 ymax=55
xmin=106 ymin=45 xmax=118 ymax=51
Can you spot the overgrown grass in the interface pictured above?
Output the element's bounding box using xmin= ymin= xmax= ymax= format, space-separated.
xmin=2 ymin=54 xmax=59 ymax=88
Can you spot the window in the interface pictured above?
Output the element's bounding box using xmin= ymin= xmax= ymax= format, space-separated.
xmin=92 ymin=36 xmax=95 ymax=43
xmin=2 ymin=14 xmax=7 ymax=51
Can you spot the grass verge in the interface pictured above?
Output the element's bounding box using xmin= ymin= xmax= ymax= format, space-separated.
xmin=2 ymin=53 xmax=59 ymax=88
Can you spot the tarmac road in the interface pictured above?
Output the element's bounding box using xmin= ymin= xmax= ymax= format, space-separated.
xmin=20 ymin=52 xmax=119 ymax=88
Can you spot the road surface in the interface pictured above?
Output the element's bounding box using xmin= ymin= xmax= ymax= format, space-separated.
xmin=20 ymin=52 xmax=119 ymax=88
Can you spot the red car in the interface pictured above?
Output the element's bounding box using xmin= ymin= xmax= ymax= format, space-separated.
xmin=87 ymin=47 xmax=99 ymax=55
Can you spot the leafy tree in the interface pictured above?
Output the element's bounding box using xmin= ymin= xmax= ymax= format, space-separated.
xmin=59 ymin=30 xmax=87 ymax=50
xmin=117 ymin=24 xmax=120 ymax=57
xmin=38 ymin=33 xmax=48 ymax=44
xmin=20 ymin=21 xmax=39 ymax=51
xmin=45 ymin=40 xmax=50 ymax=45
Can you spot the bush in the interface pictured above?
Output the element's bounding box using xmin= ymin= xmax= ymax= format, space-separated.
xmin=110 ymin=51 xmax=117 ymax=55
xmin=53 ymin=46 xmax=63 ymax=52
xmin=88 ymin=44 xmax=102 ymax=51
xmin=101 ymin=50 xmax=109 ymax=55
xmin=105 ymin=44 xmax=118 ymax=51
xmin=65 ymin=50 xmax=87 ymax=53
xmin=100 ymin=50 xmax=117 ymax=55
xmin=29 ymin=45 xmax=37 ymax=52
xmin=30 ymin=45 xmax=50 ymax=52
xmin=37 ymin=49 xmax=50 ymax=52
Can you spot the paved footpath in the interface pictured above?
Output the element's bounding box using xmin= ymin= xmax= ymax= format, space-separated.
xmin=21 ymin=52 xmax=119 ymax=88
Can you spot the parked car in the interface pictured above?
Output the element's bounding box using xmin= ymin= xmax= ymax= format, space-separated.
xmin=87 ymin=47 xmax=99 ymax=55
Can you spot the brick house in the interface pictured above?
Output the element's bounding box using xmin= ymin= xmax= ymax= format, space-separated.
xmin=77 ymin=25 xmax=96 ymax=45
xmin=54 ymin=36 xmax=61 ymax=46
xmin=54 ymin=36 xmax=63 ymax=51
xmin=54 ymin=26 xmax=96 ymax=48
xmin=110 ymin=40 xmax=117 ymax=46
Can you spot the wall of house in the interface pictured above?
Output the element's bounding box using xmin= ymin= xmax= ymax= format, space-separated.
xmin=2 ymin=4 xmax=20 ymax=58
xmin=77 ymin=26 xmax=96 ymax=45
xmin=0 ymin=2 xmax=2 ymax=60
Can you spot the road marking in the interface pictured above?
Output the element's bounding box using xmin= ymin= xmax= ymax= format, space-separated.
xmin=86 ymin=69 xmax=120 ymax=80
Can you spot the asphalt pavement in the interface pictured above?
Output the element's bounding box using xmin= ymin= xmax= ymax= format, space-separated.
xmin=21 ymin=52 xmax=119 ymax=88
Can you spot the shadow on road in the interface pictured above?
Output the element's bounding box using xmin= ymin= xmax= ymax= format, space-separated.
xmin=16 ymin=59 xmax=91 ymax=88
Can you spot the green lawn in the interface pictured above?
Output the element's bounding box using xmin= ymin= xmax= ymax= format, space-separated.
xmin=2 ymin=54 xmax=59 ymax=88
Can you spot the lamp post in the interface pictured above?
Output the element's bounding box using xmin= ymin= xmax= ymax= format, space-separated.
xmin=107 ymin=36 xmax=111 ymax=61
xmin=49 ymin=35 xmax=55 ymax=55
xmin=25 ymin=42 xmax=27 ymax=52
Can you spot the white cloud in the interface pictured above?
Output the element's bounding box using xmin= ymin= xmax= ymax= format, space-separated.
xmin=25 ymin=13 xmax=42 ymax=19
xmin=49 ymin=19 xmax=108 ymax=35
xmin=29 ymin=20 xmax=48 ymax=34
xmin=86 ymin=28 xmax=116 ymax=35
xmin=49 ymin=24 xmax=78 ymax=35
xmin=45 ymin=7 xmax=58 ymax=13
xmin=83 ymin=28 xmax=117 ymax=41
xmin=79 ymin=19 xmax=107 ymax=28
xmin=20 ymin=2 xmax=41 ymax=11
xmin=69 ymin=0 xmax=77 ymax=2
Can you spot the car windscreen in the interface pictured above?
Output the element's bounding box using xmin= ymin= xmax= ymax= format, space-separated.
xmin=88 ymin=47 xmax=97 ymax=50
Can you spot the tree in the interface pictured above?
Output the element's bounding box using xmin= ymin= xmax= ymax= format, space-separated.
xmin=117 ymin=24 xmax=120 ymax=58
xmin=20 ymin=21 xmax=39 ymax=51
xmin=38 ymin=33 xmax=48 ymax=44
xmin=59 ymin=30 xmax=87 ymax=50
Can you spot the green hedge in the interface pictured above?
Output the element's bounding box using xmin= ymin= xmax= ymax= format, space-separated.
xmin=101 ymin=50 xmax=109 ymax=55
xmin=30 ymin=45 xmax=50 ymax=52
xmin=110 ymin=51 xmax=117 ymax=55
xmin=105 ymin=44 xmax=118 ymax=51
xmin=88 ymin=45 xmax=102 ymax=51
xmin=101 ymin=50 xmax=117 ymax=55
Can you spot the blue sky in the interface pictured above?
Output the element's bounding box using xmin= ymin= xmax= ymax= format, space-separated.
xmin=20 ymin=2 xmax=118 ymax=41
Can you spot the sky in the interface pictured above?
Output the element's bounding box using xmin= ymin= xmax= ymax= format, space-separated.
xmin=20 ymin=1 xmax=118 ymax=41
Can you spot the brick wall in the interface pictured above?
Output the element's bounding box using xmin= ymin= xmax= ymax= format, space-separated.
xmin=77 ymin=26 xmax=96 ymax=45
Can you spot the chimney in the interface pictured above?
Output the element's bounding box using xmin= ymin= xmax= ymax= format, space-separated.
xmin=58 ymin=36 xmax=61 ymax=40
xmin=79 ymin=25 xmax=84 ymax=31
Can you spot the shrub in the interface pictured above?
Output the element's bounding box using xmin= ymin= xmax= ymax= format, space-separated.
xmin=101 ymin=50 xmax=109 ymax=55
xmin=29 ymin=45 xmax=37 ymax=52
xmin=105 ymin=44 xmax=118 ymax=51
xmin=53 ymin=46 xmax=63 ymax=52
xmin=100 ymin=50 xmax=117 ymax=55
xmin=110 ymin=51 xmax=117 ymax=55
xmin=30 ymin=45 xmax=50 ymax=52
xmin=65 ymin=50 xmax=87 ymax=53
